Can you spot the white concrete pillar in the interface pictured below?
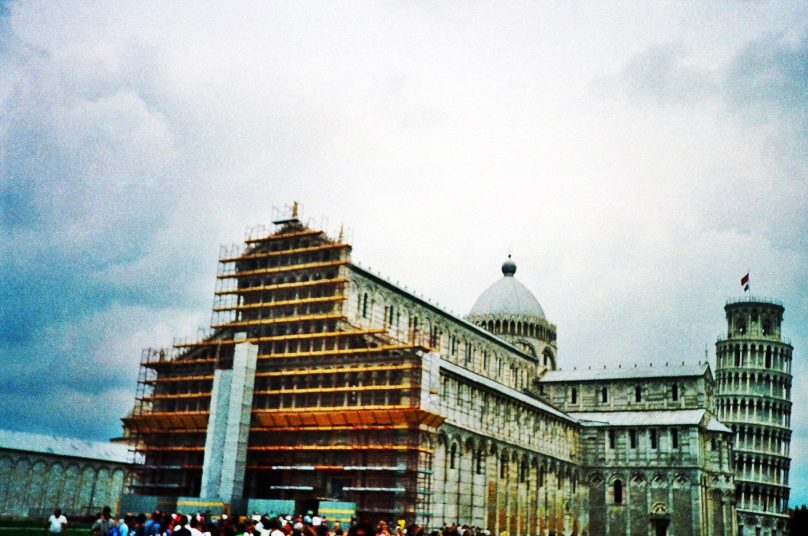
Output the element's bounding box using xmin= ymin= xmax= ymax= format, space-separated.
xmin=200 ymin=337 xmax=258 ymax=502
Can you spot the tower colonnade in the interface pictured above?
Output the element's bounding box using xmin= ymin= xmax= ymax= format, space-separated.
xmin=715 ymin=297 xmax=793 ymax=536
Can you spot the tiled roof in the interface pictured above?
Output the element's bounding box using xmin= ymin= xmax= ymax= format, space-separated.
xmin=540 ymin=362 xmax=709 ymax=383
xmin=0 ymin=429 xmax=131 ymax=464
xmin=569 ymin=409 xmax=707 ymax=427
xmin=706 ymin=417 xmax=733 ymax=433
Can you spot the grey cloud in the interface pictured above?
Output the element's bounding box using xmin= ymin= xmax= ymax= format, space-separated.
xmin=593 ymin=44 xmax=716 ymax=105
xmin=722 ymin=31 xmax=808 ymax=124
xmin=596 ymin=30 xmax=808 ymax=123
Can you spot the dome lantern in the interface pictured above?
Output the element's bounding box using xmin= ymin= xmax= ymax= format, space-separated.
xmin=502 ymin=255 xmax=517 ymax=277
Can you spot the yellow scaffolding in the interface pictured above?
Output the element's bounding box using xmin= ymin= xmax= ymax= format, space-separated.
xmin=253 ymin=383 xmax=411 ymax=396
xmin=127 ymin=218 xmax=439 ymax=514
xmin=141 ymin=392 xmax=212 ymax=400
xmin=248 ymin=445 xmax=434 ymax=453
xmin=217 ymin=260 xmax=348 ymax=280
xmin=123 ymin=411 xmax=209 ymax=432
xmin=214 ymin=277 xmax=348 ymax=296
xmin=174 ymin=328 xmax=386 ymax=348
xmin=248 ymin=424 xmax=416 ymax=432
xmin=253 ymin=406 xmax=445 ymax=428
xmin=143 ymin=357 xmax=217 ymax=368
xmin=211 ymin=312 xmax=344 ymax=329
xmin=144 ymin=375 xmax=214 ymax=383
xmin=245 ymin=228 xmax=323 ymax=244
xmin=257 ymin=343 xmax=432 ymax=359
xmin=254 ymin=363 xmax=416 ymax=377
xmin=212 ymin=295 xmax=345 ymax=312
xmin=220 ymin=242 xmax=349 ymax=263
xmin=138 ymin=446 xmax=205 ymax=452
xmin=126 ymin=428 xmax=208 ymax=434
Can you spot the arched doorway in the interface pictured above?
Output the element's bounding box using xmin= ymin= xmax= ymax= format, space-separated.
xmin=650 ymin=503 xmax=670 ymax=536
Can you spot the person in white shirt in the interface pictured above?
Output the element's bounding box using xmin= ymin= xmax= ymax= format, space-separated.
xmin=268 ymin=517 xmax=284 ymax=536
xmin=48 ymin=509 xmax=68 ymax=535
xmin=254 ymin=517 xmax=268 ymax=536
xmin=189 ymin=516 xmax=204 ymax=536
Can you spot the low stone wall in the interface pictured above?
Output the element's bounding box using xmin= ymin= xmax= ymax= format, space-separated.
xmin=0 ymin=450 xmax=130 ymax=519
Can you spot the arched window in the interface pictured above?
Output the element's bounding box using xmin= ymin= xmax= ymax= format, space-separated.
xmin=542 ymin=348 xmax=555 ymax=369
xmin=601 ymin=387 xmax=608 ymax=403
xmin=613 ymin=480 xmax=623 ymax=504
xmin=635 ymin=385 xmax=642 ymax=402
xmin=362 ymin=293 xmax=369 ymax=318
xmin=571 ymin=388 xmax=577 ymax=404
xmin=450 ymin=443 xmax=457 ymax=469
xmin=672 ymin=384 xmax=679 ymax=401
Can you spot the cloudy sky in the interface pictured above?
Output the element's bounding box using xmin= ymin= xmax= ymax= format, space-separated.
xmin=1 ymin=0 xmax=806 ymax=503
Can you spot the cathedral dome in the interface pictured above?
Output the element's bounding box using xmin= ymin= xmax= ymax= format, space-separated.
xmin=469 ymin=257 xmax=546 ymax=319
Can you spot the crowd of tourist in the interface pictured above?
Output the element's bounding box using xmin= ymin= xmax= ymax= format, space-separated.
xmin=48 ymin=507 xmax=491 ymax=536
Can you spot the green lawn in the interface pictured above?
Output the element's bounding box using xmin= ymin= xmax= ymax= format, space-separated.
xmin=0 ymin=526 xmax=92 ymax=536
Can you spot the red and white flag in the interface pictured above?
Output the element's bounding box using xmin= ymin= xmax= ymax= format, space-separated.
xmin=740 ymin=273 xmax=750 ymax=292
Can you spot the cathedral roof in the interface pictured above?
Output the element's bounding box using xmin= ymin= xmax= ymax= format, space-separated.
xmin=0 ymin=428 xmax=131 ymax=464
xmin=351 ymin=263 xmax=537 ymax=361
xmin=440 ymin=359 xmax=576 ymax=423
xmin=469 ymin=257 xmax=546 ymax=319
xmin=540 ymin=362 xmax=709 ymax=383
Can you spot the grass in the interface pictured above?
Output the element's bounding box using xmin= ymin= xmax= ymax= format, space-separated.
xmin=0 ymin=524 xmax=92 ymax=536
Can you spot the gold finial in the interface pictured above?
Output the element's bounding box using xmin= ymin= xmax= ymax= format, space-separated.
xmin=292 ymin=201 xmax=299 ymax=218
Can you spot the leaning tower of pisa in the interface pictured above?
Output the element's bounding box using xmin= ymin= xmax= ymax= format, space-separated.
xmin=715 ymin=297 xmax=793 ymax=536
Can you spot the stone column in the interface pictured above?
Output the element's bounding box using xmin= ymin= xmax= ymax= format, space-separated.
xmin=431 ymin=438 xmax=447 ymax=530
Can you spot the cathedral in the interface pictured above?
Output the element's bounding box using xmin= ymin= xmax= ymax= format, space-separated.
xmin=122 ymin=206 xmax=793 ymax=536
